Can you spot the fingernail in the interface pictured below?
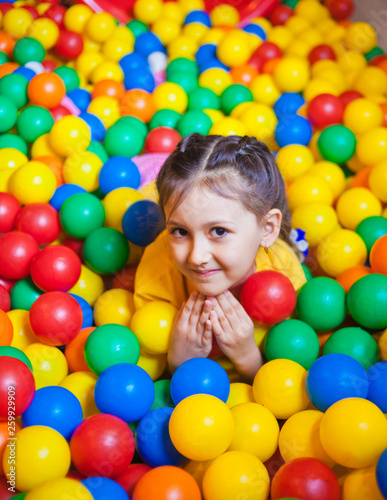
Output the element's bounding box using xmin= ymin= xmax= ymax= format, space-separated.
xmin=210 ymin=311 xmax=216 ymax=317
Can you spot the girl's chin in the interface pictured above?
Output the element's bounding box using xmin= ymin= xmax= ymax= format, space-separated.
xmin=195 ymin=283 xmax=228 ymax=297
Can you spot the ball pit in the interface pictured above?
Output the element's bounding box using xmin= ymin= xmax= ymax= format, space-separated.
xmin=1 ymin=0 xmax=387 ymax=497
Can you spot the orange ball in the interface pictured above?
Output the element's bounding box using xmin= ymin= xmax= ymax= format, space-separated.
xmin=27 ymin=72 xmax=66 ymax=109
xmin=370 ymin=234 xmax=387 ymax=275
xmin=93 ymin=79 xmax=125 ymax=100
xmin=119 ymin=89 xmax=156 ymax=123
xmin=350 ymin=165 xmax=372 ymax=189
xmin=262 ymin=57 xmax=281 ymax=74
xmin=0 ymin=421 xmax=20 ymax=474
xmin=231 ymin=64 xmax=258 ymax=86
xmin=0 ymin=32 xmax=16 ymax=57
xmin=336 ymin=265 xmax=372 ymax=293
xmin=64 ymin=326 xmax=95 ymax=373
xmin=0 ymin=62 xmax=19 ymax=79
xmin=376 ymin=58 xmax=387 ymax=75
xmin=0 ymin=310 xmax=13 ymax=346
xmin=35 ymin=155 xmax=64 ymax=187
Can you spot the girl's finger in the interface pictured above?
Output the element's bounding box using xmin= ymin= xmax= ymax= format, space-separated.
xmin=197 ymin=299 xmax=212 ymax=332
xmin=180 ymin=291 xmax=199 ymax=319
xmin=210 ymin=295 xmax=233 ymax=331
xmin=210 ymin=310 xmax=224 ymax=340
xmin=216 ymin=292 xmax=241 ymax=330
xmin=202 ymin=319 xmax=212 ymax=346
xmin=188 ymin=293 xmax=205 ymax=325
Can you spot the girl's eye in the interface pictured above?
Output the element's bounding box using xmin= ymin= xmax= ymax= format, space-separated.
xmin=170 ymin=228 xmax=188 ymax=237
xmin=212 ymin=227 xmax=228 ymax=237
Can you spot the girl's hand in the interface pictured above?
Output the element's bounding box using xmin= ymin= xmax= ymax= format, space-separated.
xmin=167 ymin=291 xmax=213 ymax=373
xmin=208 ymin=290 xmax=263 ymax=381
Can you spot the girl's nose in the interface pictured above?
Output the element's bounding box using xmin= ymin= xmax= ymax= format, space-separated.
xmin=188 ymin=238 xmax=211 ymax=266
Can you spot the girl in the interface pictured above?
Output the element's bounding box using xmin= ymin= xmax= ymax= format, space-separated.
xmin=134 ymin=134 xmax=306 ymax=382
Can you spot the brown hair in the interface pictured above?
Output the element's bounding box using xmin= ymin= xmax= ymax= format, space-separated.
xmin=156 ymin=134 xmax=292 ymax=243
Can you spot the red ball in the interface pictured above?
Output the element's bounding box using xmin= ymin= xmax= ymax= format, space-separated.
xmin=55 ymin=30 xmax=84 ymax=59
xmin=0 ymin=231 xmax=39 ymax=280
xmin=308 ymin=45 xmax=336 ymax=65
xmin=270 ymin=5 xmax=293 ymax=25
xmin=327 ymin=0 xmax=354 ymax=20
xmin=0 ymin=276 xmax=16 ymax=293
xmin=307 ymin=93 xmax=344 ymax=128
xmin=249 ymin=42 xmax=282 ymax=71
xmin=50 ymin=104 xmax=72 ymax=121
xmin=0 ymin=285 xmax=10 ymax=312
xmin=42 ymin=59 xmax=58 ymax=72
xmin=29 ymin=291 xmax=83 ymax=346
xmin=240 ymin=270 xmax=297 ymax=324
xmin=43 ymin=4 xmax=66 ymax=28
xmin=0 ymin=3 xmax=13 ymax=15
xmin=0 ymin=193 xmax=20 ymax=233
xmin=0 ymin=357 xmax=35 ymax=419
xmin=145 ymin=127 xmax=182 ymax=154
xmin=271 ymin=458 xmax=341 ymax=500
xmin=30 ymin=245 xmax=82 ymax=292
xmin=70 ymin=414 xmax=135 ymax=478
xmin=15 ymin=203 xmax=60 ymax=245
xmin=116 ymin=464 xmax=152 ymax=498
xmin=62 ymin=236 xmax=84 ymax=261
xmin=369 ymin=55 xmax=387 ymax=67
xmin=339 ymin=90 xmax=363 ymax=108
xmin=21 ymin=5 xmax=39 ymax=19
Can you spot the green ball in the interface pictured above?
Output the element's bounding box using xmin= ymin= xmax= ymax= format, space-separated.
xmin=296 ymin=277 xmax=347 ymax=331
xmin=264 ymin=319 xmax=320 ymax=369
xmin=176 ymin=110 xmax=213 ymax=137
xmin=188 ymin=87 xmax=220 ymax=111
xmin=87 ymin=141 xmax=109 ymax=162
xmin=104 ymin=123 xmax=145 ymax=158
xmin=0 ymin=95 xmax=18 ymax=133
xmin=322 ymin=326 xmax=380 ymax=370
xmin=60 ymin=192 xmax=105 ymax=239
xmin=83 ymin=227 xmax=129 ymax=274
xmin=128 ymin=421 xmax=138 ymax=436
xmin=10 ymin=277 xmax=42 ymax=311
xmin=53 ymin=66 xmax=80 ymax=93
xmin=13 ymin=37 xmax=45 ymax=64
xmin=0 ymin=52 xmax=9 ymax=64
xmin=166 ymin=57 xmax=199 ymax=78
xmin=0 ymin=73 xmax=28 ymax=109
xmin=12 ymin=495 xmax=27 ymax=500
xmin=168 ymin=71 xmax=198 ymax=95
xmin=317 ymin=125 xmax=356 ymax=164
xmin=347 ymin=273 xmax=387 ymax=330
xmin=149 ymin=109 xmax=182 ymax=130
xmin=90 ymin=186 xmax=105 ymax=200
xmin=0 ymin=346 xmax=33 ymax=371
xmin=16 ymin=105 xmax=54 ymax=143
xmin=282 ymin=0 xmax=299 ymax=7
xmin=355 ymin=216 xmax=387 ymax=254
xmin=117 ymin=116 xmax=148 ymax=139
xmin=365 ymin=46 xmax=384 ymax=62
xmin=301 ymin=263 xmax=313 ymax=281
xmin=0 ymin=134 xmax=28 ymax=155
xmin=127 ymin=19 xmax=148 ymax=37
xmin=220 ymin=84 xmax=253 ymax=115
xmin=84 ymin=323 xmax=141 ymax=376
xmin=151 ymin=379 xmax=175 ymax=410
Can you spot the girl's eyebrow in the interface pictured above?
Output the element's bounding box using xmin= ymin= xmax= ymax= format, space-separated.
xmin=166 ymin=220 xmax=235 ymax=227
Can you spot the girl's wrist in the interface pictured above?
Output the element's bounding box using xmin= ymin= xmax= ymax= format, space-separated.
xmin=232 ymin=346 xmax=262 ymax=382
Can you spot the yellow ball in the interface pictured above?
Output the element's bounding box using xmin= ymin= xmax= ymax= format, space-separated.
xmin=8 ymin=309 xmax=37 ymax=351
xmin=286 ymin=15 xmax=311 ymax=35
xmin=0 ymin=148 xmax=27 ymax=170
xmin=9 ymin=161 xmax=56 ymax=205
xmin=292 ymin=203 xmax=339 ymax=247
xmin=250 ymin=74 xmax=281 ymax=106
xmin=276 ymin=144 xmax=314 ymax=182
xmin=69 ymin=264 xmax=104 ymax=306
xmin=198 ymin=68 xmax=233 ymax=97
xmin=369 ymin=160 xmax=387 ymax=202
xmin=346 ymin=153 xmax=366 ymax=173
xmin=103 ymin=187 xmax=143 ymax=232
xmin=2 ymin=8 xmax=33 ymax=39
xmin=357 ymin=127 xmax=387 ymax=166
xmin=201 ymin=27 xmax=226 ymax=46
xmin=226 ymin=382 xmax=255 ymax=408
xmin=279 ymin=410 xmax=335 ymax=466
xmin=111 ymin=26 xmax=135 ymax=44
xmin=336 ymin=187 xmax=382 ymax=229
xmin=298 ymin=27 xmax=323 ymax=48
xmin=152 ymin=17 xmax=181 ymax=46
xmin=311 ymin=59 xmax=340 ymax=77
xmin=130 ymin=300 xmax=178 ymax=354
xmin=87 ymin=95 xmax=120 ymax=128
xmin=308 ymin=160 xmax=346 ymax=199
xmin=27 ymin=18 xmax=59 ymax=49
xmin=273 ymin=56 xmax=310 ymax=93
xmin=294 ymin=0 xmax=329 ymax=23
xmin=267 ymin=26 xmax=293 ymax=50
xmin=169 ymin=394 xmax=234 ymax=461
xmin=178 ymin=0 xmax=205 ymax=14
xmin=203 ymin=108 xmax=225 ymax=125
xmin=320 ymin=398 xmax=387 ymax=468
xmin=49 ymin=115 xmax=91 ymax=158
xmin=102 ymin=38 xmax=133 ymax=62
xmin=252 ymin=17 xmax=272 ymax=34
xmin=168 ymin=34 xmax=197 ymax=59
xmin=353 ymin=66 xmax=387 ymax=97
xmin=137 ymin=350 xmax=167 ymax=381
xmin=316 ymin=18 xmax=336 ymax=35
xmin=317 ymin=68 xmax=347 ymax=94
xmin=2 ymin=426 xmax=71 ymax=492
xmin=228 ymin=402 xmax=279 ymax=462
xmin=60 ymin=371 xmax=99 ymax=419
xmin=288 ymin=175 xmax=334 ymax=211
xmin=253 ymin=359 xmax=310 ymax=420
xmin=133 ymin=0 xmax=163 ymax=25
xmin=25 ymin=478 xmax=94 ymax=500
xmin=316 ymin=229 xmax=367 ymax=277
xmin=62 ymin=151 xmax=102 ymax=192
xmin=202 ymin=451 xmax=270 ymax=500
xmin=85 ymin=12 xmax=116 ymax=43
xmin=23 ymin=342 xmax=68 ymax=387
xmin=153 ymin=82 xmax=188 ymax=113
xmin=91 ymin=61 xmax=124 ymax=83
xmin=36 ymin=3 xmax=52 ymax=16
xmin=162 ymin=1 xmax=184 ymax=23
xmin=286 ymin=38 xmax=312 ymax=59
xmin=343 ymin=98 xmax=383 ymax=135
xmin=342 ymin=465 xmax=385 ymax=500
xmin=31 ymin=134 xmax=58 ymax=159
xmin=303 ymin=78 xmax=339 ymax=102
xmin=0 ymin=169 xmax=13 ymax=193
xmin=63 ymin=4 xmax=93 ymax=33
xmin=345 ymin=22 xmax=377 ymax=54
xmin=182 ymin=23 xmax=207 ymax=43
xmin=83 ymin=37 xmax=101 ymax=53
xmin=93 ymin=289 xmax=135 ymax=328
xmin=76 ymin=52 xmax=104 ymax=80
xmin=210 ymin=4 xmax=240 ymax=27
xmin=240 ymin=103 xmax=277 ymax=142
xmin=217 ymin=31 xmax=251 ymax=67
xmin=380 ymin=329 xmax=387 ymax=361
xmin=209 ymin=117 xmax=247 ymax=137
xmin=338 ymin=50 xmax=366 ymax=73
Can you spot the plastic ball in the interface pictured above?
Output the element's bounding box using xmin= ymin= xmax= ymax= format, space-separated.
xmin=365 ymin=361 xmax=387 ymax=414
xmin=153 ymin=82 xmax=188 ymax=114
xmin=151 ymin=379 xmax=174 ymax=410
xmin=70 ymin=413 xmax=135 ymax=478
xmin=7 ymin=309 xmax=37 ymax=351
xmin=271 ymin=458 xmax=341 ymax=500
xmin=273 ymin=56 xmax=310 ymax=92
xmin=370 ymin=234 xmax=387 ymax=275
xmin=347 ymin=273 xmax=387 ymax=330
xmin=369 ymin=160 xmax=387 ymax=202
xmin=60 ymin=370 xmax=98 ymax=418
xmin=23 ymin=342 xmax=68 ymax=389
xmin=83 ymin=227 xmax=129 ymax=275
xmin=317 ymin=124 xmax=356 ymax=164
xmin=68 ymin=294 xmax=92 ymax=329
xmin=336 ymin=265 xmax=372 ymax=293
xmin=69 ymin=264 xmax=104 ymax=307
xmin=122 ymin=199 xmax=165 ymax=247
xmin=0 ymin=133 xmax=28 ymax=155
xmin=0 ymin=231 xmax=39 ymax=280
xmin=275 ymin=114 xmax=313 ymax=147
xmin=276 ymin=144 xmax=314 ymax=182
xmin=104 ymin=122 xmax=144 ymax=157
xmin=316 ymin=229 xmax=367 ymax=277
xmin=60 ymin=192 xmax=105 ymax=239
xmin=10 ymin=277 xmax=42 ymax=311
xmin=26 ymin=17 xmax=59 ymax=50
xmin=49 ymin=115 xmax=91 ymax=157
xmin=0 ymin=193 xmax=20 ymax=233
xmin=102 ymin=187 xmax=142 ymax=233
xmin=93 ymin=288 xmax=135 ymax=328
xmin=0 ymin=94 xmax=18 ymax=134
xmin=55 ymin=29 xmax=83 ymax=59
xmin=14 ymin=203 xmax=59 ymax=245
xmin=0 ymin=285 xmax=11 ymax=312
xmin=376 ymin=448 xmax=387 ymax=498
xmin=199 ymin=68 xmax=233 ymax=97
xmin=342 ymin=464 xmax=384 ymax=500
xmin=79 ymin=112 xmax=106 ymax=141
xmin=250 ymin=75 xmax=281 ymax=107
xmin=0 ymin=356 xmax=35 ymax=419
xmin=27 ymin=477 xmax=93 ymax=500
xmin=320 ymin=397 xmax=387 ymax=468
xmin=217 ymin=31 xmax=251 ymax=67
xmin=98 ymin=157 xmax=140 ymax=195
xmin=343 ymin=98 xmax=383 ymax=135
xmin=175 ymin=110 xmax=212 ymax=137
xmin=0 ymin=310 xmax=13 ymax=346
xmin=307 ymin=93 xmax=344 ymax=128
xmin=16 ymin=106 xmax=54 ymax=144
xmin=292 ymin=203 xmax=338 ymax=247
xmin=357 ymin=127 xmax=387 ymax=166
xmin=336 ymin=187 xmax=382 ymax=230
xmin=81 ymin=477 xmax=130 ymax=500
xmin=12 ymin=37 xmax=44 ymax=65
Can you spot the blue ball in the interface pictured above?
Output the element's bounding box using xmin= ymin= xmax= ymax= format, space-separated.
xmin=94 ymin=363 xmax=155 ymax=423
xmin=170 ymin=358 xmax=230 ymax=405
xmin=123 ymin=67 xmax=155 ymax=92
xmin=275 ymin=114 xmax=312 ymax=147
xmin=199 ymin=58 xmax=229 ymax=73
xmin=134 ymin=32 xmax=166 ymax=58
xmin=184 ymin=10 xmax=211 ymax=27
xmin=98 ymin=156 xmax=141 ymax=194
xmin=81 ymin=477 xmax=129 ymax=500
xmin=367 ymin=361 xmax=387 ymax=413
xmin=243 ymin=23 xmax=267 ymax=40
xmin=273 ymin=92 xmax=306 ymax=118
xmin=13 ymin=66 xmax=36 ymax=81
xmin=377 ymin=448 xmax=387 ymax=499
xmin=306 ymin=353 xmax=369 ymax=412
xmin=67 ymin=88 xmax=91 ymax=112
xmin=79 ymin=112 xmax=106 ymax=141
xmin=119 ymin=51 xmax=148 ymax=73
xmin=122 ymin=199 xmax=165 ymax=247
xmin=22 ymin=386 xmax=83 ymax=440
xmin=69 ymin=293 xmax=93 ymax=328
xmin=49 ymin=183 xmax=87 ymax=211
xmin=136 ymin=407 xmax=186 ymax=467
xmin=195 ymin=43 xmax=217 ymax=66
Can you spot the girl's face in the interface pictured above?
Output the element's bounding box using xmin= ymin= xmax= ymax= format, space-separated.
xmin=165 ymin=187 xmax=265 ymax=297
